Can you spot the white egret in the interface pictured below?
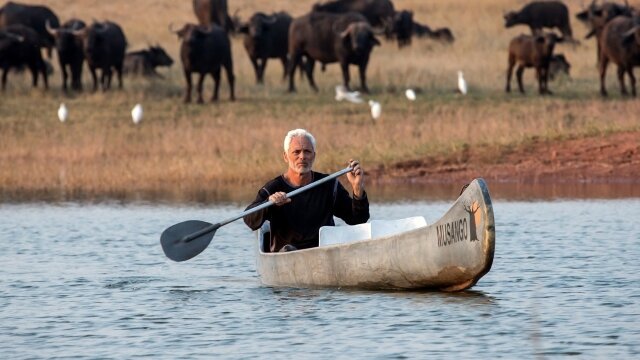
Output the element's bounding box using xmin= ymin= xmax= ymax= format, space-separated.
xmin=405 ymin=88 xmax=416 ymax=101
xmin=335 ymin=85 xmax=363 ymax=104
xmin=57 ymin=103 xmax=68 ymax=123
xmin=457 ymin=71 xmax=468 ymax=95
xmin=368 ymin=100 xmax=381 ymax=120
xmin=335 ymin=85 xmax=347 ymax=101
xmin=345 ymin=91 xmax=363 ymax=104
xmin=131 ymin=104 xmax=143 ymax=124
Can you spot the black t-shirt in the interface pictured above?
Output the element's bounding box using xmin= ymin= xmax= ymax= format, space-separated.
xmin=243 ymin=171 xmax=369 ymax=252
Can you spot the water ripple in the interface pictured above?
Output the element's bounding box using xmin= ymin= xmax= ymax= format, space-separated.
xmin=0 ymin=200 xmax=639 ymax=358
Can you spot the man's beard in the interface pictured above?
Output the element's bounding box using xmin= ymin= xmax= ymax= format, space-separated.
xmin=289 ymin=162 xmax=312 ymax=174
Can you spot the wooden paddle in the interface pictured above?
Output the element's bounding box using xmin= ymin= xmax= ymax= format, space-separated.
xmin=161 ymin=166 xmax=354 ymax=261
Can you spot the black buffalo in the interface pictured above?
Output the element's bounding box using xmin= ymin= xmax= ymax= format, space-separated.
xmin=193 ymin=0 xmax=234 ymax=33
xmin=0 ymin=24 xmax=48 ymax=90
xmin=393 ymin=10 xmax=413 ymax=47
xmin=598 ymin=17 xmax=640 ymax=96
xmin=238 ymin=11 xmax=292 ymax=84
xmin=0 ymin=1 xmax=59 ymax=58
xmin=123 ymin=45 xmax=174 ymax=78
xmin=576 ymin=1 xmax=634 ymax=37
xmin=312 ymin=0 xmax=395 ymax=36
xmin=504 ymin=1 xmax=573 ymax=39
xmin=549 ymin=53 xmax=571 ymax=80
xmin=46 ymin=19 xmax=86 ymax=91
xmin=172 ymin=23 xmax=235 ymax=103
xmin=288 ymin=11 xmax=381 ymax=93
xmin=74 ymin=21 xmax=127 ymax=91
xmin=575 ymin=1 xmax=634 ymax=63
xmin=413 ymin=21 xmax=455 ymax=43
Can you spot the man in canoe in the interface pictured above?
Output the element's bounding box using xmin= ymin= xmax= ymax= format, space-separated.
xmin=243 ymin=129 xmax=370 ymax=252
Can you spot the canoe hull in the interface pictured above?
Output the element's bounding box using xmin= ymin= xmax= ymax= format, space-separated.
xmin=256 ymin=178 xmax=495 ymax=291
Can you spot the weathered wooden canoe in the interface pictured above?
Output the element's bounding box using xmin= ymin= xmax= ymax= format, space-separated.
xmin=256 ymin=178 xmax=495 ymax=291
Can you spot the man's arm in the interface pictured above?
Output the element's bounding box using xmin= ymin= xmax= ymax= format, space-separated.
xmin=333 ymin=182 xmax=370 ymax=225
xmin=243 ymin=188 xmax=271 ymax=230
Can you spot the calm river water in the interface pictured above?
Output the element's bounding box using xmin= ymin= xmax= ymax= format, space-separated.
xmin=1 ymin=194 xmax=639 ymax=358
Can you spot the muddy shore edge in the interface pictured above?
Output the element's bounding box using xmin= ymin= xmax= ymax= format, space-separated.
xmin=368 ymin=131 xmax=640 ymax=185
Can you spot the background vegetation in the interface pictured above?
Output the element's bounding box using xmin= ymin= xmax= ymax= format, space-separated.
xmin=1 ymin=0 xmax=638 ymax=202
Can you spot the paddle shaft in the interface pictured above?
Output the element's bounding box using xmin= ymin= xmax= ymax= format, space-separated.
xmin=182 ymin=166 xmax=354 ymax=243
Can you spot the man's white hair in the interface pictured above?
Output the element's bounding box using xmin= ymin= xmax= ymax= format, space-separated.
xmin=284 ymin=129 xmax=316 ymax=153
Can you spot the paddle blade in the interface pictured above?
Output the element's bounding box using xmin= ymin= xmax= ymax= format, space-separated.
xmin=161 ymin=220 xmax=217 ymax=262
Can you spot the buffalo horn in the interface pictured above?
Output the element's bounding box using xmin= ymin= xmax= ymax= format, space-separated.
xmin=45 ymin=19 xmax=58 ymax=36
xmin=71 ymin=27 xmax=87 ymax=37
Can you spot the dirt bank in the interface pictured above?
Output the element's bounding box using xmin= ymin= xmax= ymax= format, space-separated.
xmin=370 ymin=131 xmax=640 ymax=184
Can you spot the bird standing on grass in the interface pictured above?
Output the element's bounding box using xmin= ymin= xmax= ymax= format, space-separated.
xmin=58 ymin=103 xmax=68 ymax=123
xmin=458 ymin=71 xmax=467 ymax=95
xmin=368 ymin=100 xmax=381 ymax=120
xmin=131 ymin=104 xmax=143 ymax=125
xmin=405 ymin=89 xmax=416 ymax=101
xmin=335 ymin=85 xmax=363 ymax=104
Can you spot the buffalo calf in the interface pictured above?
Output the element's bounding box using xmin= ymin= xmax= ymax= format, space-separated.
xmin=393 ymin=10 xmax=413 ymax=47
xmin=123 ymin=45 xmax=173 ymax=78
xmin=413 ymin=21 xmax=454 ymax=43
xmin=506 ymin=33 xmax=562 ymax=95
xmin=549 ymin=53 xmax=571 ymax=80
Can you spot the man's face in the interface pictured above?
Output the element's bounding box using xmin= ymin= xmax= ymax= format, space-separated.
xmin=284 ymin=136 xmax=315 ymax=175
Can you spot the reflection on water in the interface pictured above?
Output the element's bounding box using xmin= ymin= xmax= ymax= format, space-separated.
xmin=2 ymin=181 xmax=638 ymax=205
xmin=270 ymin=286 xmax=496 ymax=306
xmin=0 ymin=200 xmax=639 ymax=358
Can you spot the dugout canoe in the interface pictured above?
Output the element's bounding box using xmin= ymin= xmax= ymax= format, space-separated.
xmin=255 ymin=178 xmax=495 ymax=291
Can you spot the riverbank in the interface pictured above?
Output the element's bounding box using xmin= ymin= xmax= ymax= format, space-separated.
xmin=371 ymin=130 xmax=640 ymax=185
xmin=1 ymin=126 xmax=637 ymax=203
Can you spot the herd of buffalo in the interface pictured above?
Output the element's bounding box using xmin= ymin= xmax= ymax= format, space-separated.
xmin=0 ymin=0 xmax=639 ymax=102
xmin=505 ymin=0 xmax=640 ymax=96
